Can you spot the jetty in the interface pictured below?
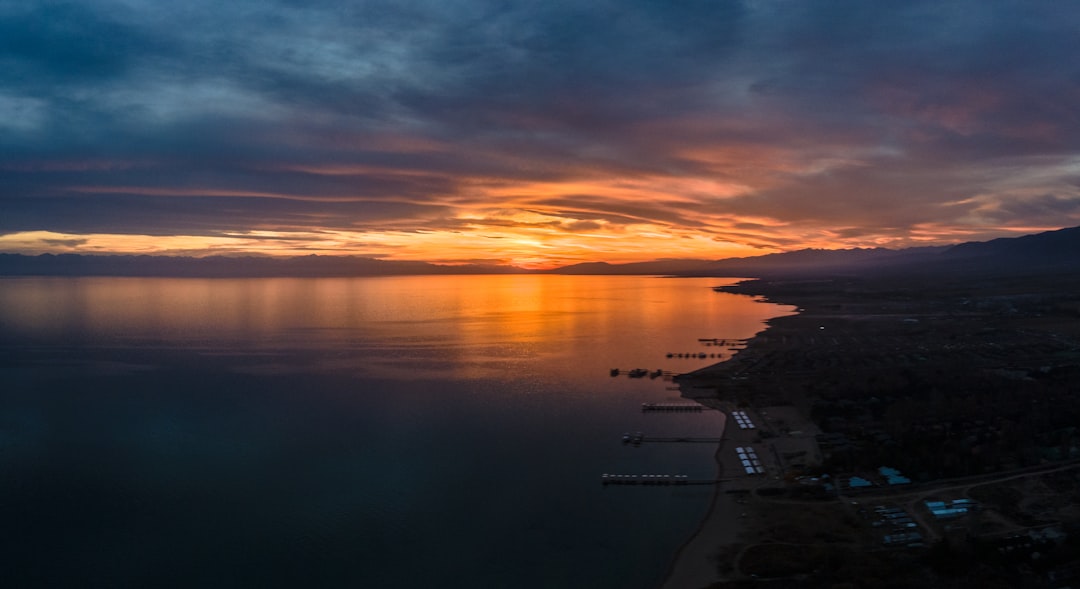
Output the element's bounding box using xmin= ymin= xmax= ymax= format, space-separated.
xmin=641 ymin=403 xmax=704 ymax=412
xmin=666 ymin=352 xmax=729 ymax=359
xmin=600 ymin=474 xmax=718 ymax=486
xmin=639 ymin=436 xmax=723 ymax=443
xmin=611 ymin=368 xmax=671 ymax=378
xmin=696 ymin=338 xmax=742 ymax=345
xmin=622 ymin=433 xmax=723 ymax=444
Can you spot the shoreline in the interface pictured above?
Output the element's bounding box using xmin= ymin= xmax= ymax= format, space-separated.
xmin=660 ymin=414 xmax=744 ymax=589
xmin=660 ymin=335 xmax=786 ymax=587
xmin=660 ymin=437 xmax=731 ymax=589
xmin=661 ymin=270 xmax=1080 ymax=587
xmin=660 ymin=282 xmax=814 ymax=589
xmin=660 ymin=395 xmax=792 ymax=588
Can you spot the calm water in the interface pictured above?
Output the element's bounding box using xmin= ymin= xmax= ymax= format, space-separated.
xmin=0 ymin=275 xmax=792 ymax=588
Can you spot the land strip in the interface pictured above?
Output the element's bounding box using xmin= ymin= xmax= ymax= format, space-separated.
xmin=665 ymin=271 xmax=1080 ymax=588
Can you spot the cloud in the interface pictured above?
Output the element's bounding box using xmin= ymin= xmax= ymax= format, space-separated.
xmin=2 ymin=0 xmax=1080 ymax=264
xmin=42 ymin=237 xmax=88 ymax=247
xmin=0 ymin=2 xmax=160 ymax=84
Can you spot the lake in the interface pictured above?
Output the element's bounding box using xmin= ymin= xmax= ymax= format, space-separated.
xmin=0 ymin=275 xmax=792 ymax=588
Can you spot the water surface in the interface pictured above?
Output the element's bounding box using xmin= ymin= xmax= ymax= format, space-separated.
xmin=0 ymin=275 xmax=793 ymax=588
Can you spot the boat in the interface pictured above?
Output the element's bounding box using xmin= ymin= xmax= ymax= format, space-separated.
xmin=649 ymin=369 xmax=663 ymax=379
xmin=628 ymin=368 xmax=648 ymax=378
xmin=610 ymin=368 xmax=619 ymax=376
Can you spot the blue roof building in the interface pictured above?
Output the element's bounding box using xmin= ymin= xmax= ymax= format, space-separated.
xmin=849 ymin=476 xmax=873 ymax=488
xmin=879 ymin=466 xmax=911 ymax=485
xmin=925 ymin=498 xmax=977 ymax=519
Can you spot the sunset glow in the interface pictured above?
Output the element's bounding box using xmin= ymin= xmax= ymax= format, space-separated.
xmin=3 ymin=1 xmax=1080 ymax=267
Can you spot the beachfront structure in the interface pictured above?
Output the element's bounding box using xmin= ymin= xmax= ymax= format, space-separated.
xmin=736 ymin=446 xmax=764 ymax=475
xmin=925 ymin=498 xmax=978 ymax=519
xmin=879 ymin=466 xmax=912 ymax=485
xmin=883 ymin=531 xmax=923 ymax=545
xmin=847 ymin=476 xmax=873 ymax=489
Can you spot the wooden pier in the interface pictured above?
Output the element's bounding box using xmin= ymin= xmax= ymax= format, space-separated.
xmin=641 ymin=403 xmax=704 ymax=412
xmin=641 ymin=436 xmax=723 ymax=443
xmin=666 ymin=351 xmax=740 ymax=359
xmin=610 ymin=368 xmax=672 ymax=379
xmin=622 ymin=433 xmax=723 ymax=444
xmin=600 ymin=474 xmax=719 ymax=486
xmin=697 ymin=338 xmax=743 ymax=345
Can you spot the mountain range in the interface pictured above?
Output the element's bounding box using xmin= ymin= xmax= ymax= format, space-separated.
xmin=1 ymin=225 xmax=1078 ymax=278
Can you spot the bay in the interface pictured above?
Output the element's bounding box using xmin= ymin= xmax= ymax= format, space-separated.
xmin=0 ymin=275 xmax=793 ymax=588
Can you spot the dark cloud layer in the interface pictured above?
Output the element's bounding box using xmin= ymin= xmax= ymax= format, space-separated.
xmin=2 ymin=0 xmax=1080 ymax=263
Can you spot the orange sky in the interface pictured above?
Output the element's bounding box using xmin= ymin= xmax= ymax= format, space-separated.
xmin=3 ymin=1 xmax=1079 ymax=268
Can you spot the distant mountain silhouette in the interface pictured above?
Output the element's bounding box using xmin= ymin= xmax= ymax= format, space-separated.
xmin=548 ymin=226 xmax=1080 ymax=279
xmin=688 ymin=226 xmax=1080 ymax=280
xmin=547 ymin=247 xmax=949 ymax=277
xmin=2 ymin=226 xmax=1077 ymax=278
xmin=545 ymin=259 xmax=722 ymax=275
xmin=941 ymin=225 xmax=1080 ymax=268
xmin=692 ymin=246 xmax=947 ymax=277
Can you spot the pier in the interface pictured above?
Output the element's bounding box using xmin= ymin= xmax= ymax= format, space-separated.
xmin=641 ymin=403 xmax=704 ymax=412
xmin=640 ymin=436 xmax=723 ymax=443
xmin=665 ymin=351 xmax=741 ymax=358
xmin=600 ymin=474 xmax=719 ymax=486
xmin=622 ymin=433 xmax=723 ymax=444
xmin=610 ymin=368 xmax=672 ymax=378
xmin=667 ymin=352 xmax=715 ymax=359
xmin=696 ymin=338 xmax=744 ymax=346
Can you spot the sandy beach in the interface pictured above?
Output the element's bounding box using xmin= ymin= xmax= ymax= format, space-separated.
xmin=660 ymin=416 xmax=742 ymax=589
xmin=661 ymin=308 xmax=825 ymax=589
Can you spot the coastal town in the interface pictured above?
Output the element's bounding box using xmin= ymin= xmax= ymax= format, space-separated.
xmin=665 ymin=271 xmax=1080 ymax=588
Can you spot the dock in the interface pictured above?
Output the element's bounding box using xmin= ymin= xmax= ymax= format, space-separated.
xmin=665 ymin=351 xmax=743 ymax=358
xmin=600 ymin=474 xmax=719 ymax=486
xmin=641 ymin=403 xmax=704 ymax=412
xmin=640 ymin=436 xmax=723 ymax=443
xmin=610 ymin=368 xmax=672 ymax=379
xmin=622 ymin=433 xmax=723 ymax=444
xmin=667 ymin=352 xmax=715 ymax=359
xmin=696 ymin=338 xmax=744 ymax=346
